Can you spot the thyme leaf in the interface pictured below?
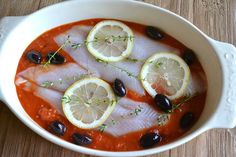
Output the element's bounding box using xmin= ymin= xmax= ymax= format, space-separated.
xmin=155 ymin=62 xmax=163 ymax=68
xmin=71 ymin=43 xmax=83 ymax=49
xmin=99 ymin=124 xmax=107 ymax=132
xmin=95 ymin=58 xmax=107 ymax=63
xmin=110 ymin=99 xmax=117 ymax=106
xmin=125 ymin=57 xmax=139 ymax=63
xmin=41 ymin=81 xmax=54 ymax=88
xmin=111 ymin=120 xmax=116 ymax=125
xmin=62 ymin=95 xmax=71 ymax=103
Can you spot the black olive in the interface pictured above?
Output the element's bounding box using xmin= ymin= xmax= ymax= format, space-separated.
xmin=180 ymin=112 xmax=195 ymax=129
xmin=112 ymin=79 xmax=126 ymax=97
xmin=145 ymin=26 xmax=164 ymax=40
xmin=182 ymin=49 xmax=196 ymax=65
xmin=72 ymin=133 xmax=92 ymax=146
xmin=140 ymin=132 xmax=162 ymax=148
xmin=154 ymin=94 xmax=172 ymax=112
xmin=49 ymin=120 xmax=66 ymax=136
xmin=26 ymin=51 xmax=42 ymax=64
xmin=46 ymin=52 xmax=66 ymax=64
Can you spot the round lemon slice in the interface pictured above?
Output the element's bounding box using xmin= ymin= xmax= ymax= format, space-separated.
xmin=86 ymin=20 xmax=134 ymax=62
xmin=140 ymin=52 xmax=190 ymax=100
xmin=62 ymin=77 xmax=117 ymax=129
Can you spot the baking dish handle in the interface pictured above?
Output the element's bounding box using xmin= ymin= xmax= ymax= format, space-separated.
xmin=209 ymin=39 xmax=236 ymax=131
xmin=0 ymin=16 xmax=25 ymax=101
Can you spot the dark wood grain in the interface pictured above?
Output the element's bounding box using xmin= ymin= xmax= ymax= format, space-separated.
xmin=0 ymin=0 xmax=235 ymax=157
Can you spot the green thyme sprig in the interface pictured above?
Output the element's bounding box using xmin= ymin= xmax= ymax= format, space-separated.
xmin=71 ymin=37 xmax=99 ymax=49
xmin=95 ymin=58 xmax=138 ymax=79
xmin=40 ymin=74 xmax=90 ymax=88
xmin=125 ymin=57 xmax=139 ymax=63
xmin=96 ymin=58 xmax=160 ymax=81
xmin=168 ymin=94 xmax=198 ymax=113
xmin=104 ymin=35 xmax=134 ymax=43
xmin=71 ymin=35 xmax=134 ymax=50
xmin=110 ymin=64 xmax=137 ymax=78
xmin=99 ymin=124 xmax=108 ymax=132
xmin=43 ymin=35 xmax=71 ymax=67
xmin=41 ymin=81 xmax=54 ymax=88
xmin=61 ymin=95 xmax=71 ymax=103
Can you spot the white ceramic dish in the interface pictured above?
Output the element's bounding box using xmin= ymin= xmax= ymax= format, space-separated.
xmin=0 ymin=0 xmax=236 ymax=156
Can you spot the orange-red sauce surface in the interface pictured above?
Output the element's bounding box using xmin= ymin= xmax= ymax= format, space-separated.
xmin=15 ymin=19 xmax=206 ymax=151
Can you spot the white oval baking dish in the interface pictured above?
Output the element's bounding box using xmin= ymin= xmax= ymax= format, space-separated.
xmin=0 ymin=0 xmax=236 ymax=156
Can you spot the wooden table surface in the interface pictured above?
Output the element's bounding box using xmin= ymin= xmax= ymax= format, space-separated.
xmin=0 ymin=0 xmax=235 ymax=157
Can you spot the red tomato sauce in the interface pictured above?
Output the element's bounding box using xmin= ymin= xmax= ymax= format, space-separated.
xmin=15 ymin=19 xmax=206 ymax=151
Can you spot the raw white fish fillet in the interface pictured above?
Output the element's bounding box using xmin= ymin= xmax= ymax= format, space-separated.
xmin=186 ymin=70 xmax=207 ymax=96
xmin=55 ymin=26 xmax=180 ymax=95
xmin=18 ymin=63 xmax=98 ymax=92
xmin=16 ymin=76 xmax=165 ymax=136
xmin=18 ymin=77 xmax=164 ymax=136
xmin=16 ymin=74 xmax=166 ymax=136
xmin=35 ymin=86 xmax=63 ymax=114
xmin=15 ymin=78 xmax=64 ymax=114
xmin=104 ymin=98 xmax=166 ymax=136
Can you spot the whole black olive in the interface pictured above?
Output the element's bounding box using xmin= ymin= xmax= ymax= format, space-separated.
xmin=46 ymin=52 xmax=66 ymax=64
xmin=182 ymin=49 xmax=196 ymax=65
xmin=180 ymin=112 xmax=195 ymax=129
xmin=112 ymin=79 xmax=126 ymax=97
xmin=72 ymin=133 xmax=92 ymax=146
xmin=26 ymin=51 xmax=42 ymax=64
xmin=145 ymin=26 xmax=164 ymax=40
xmin=154 ymin=94 xmax=172 ymax=112
xmin=140 ymin=132 xmax=162 ymax=148
xmin=49 ymin=120 xmax=66 ymax=136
